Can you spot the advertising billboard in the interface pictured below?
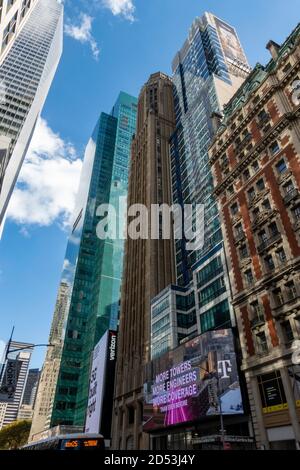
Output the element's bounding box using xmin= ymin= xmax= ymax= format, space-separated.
xmin=213 ymin=16 xmax=248 ymax=65
xmin=143 ymin=329 xmax=243 ymax=432
xmin=85 ymin=330 xmax=117 ymax=438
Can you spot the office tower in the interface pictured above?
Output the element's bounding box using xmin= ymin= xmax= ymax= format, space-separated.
xmin=0 ymin=341 xmax=33 ymax=429
xmin=0 ymin=0 xmax=63 ymax=234
xmin=22 ymin=368 xmax=40 ymax=406
xmin=169 ymin=12 xmax=251 ymax=335
xmin=29 ymin=282 xmax=69 ymax=440
xmin=0 ymin=0 xmax=38 ymax=64
xmin=209 ymin=24 xmax=300 ymax=450
xmin=46 ymin=92 xmax=137 ymax=429
xmin=112 ymin=73 xmax=176 ymax=450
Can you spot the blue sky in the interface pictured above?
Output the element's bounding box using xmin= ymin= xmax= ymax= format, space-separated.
xmin=0 ymin=0 xmax=299 ymax=368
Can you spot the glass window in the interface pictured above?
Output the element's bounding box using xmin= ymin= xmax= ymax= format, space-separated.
xmin=265 ymin=255 xmax=275 ymax=271
xmin=282 ymin=321 xmax=294 ymax=343
xmin=256 ymin=332 xmax=268 ymax=354
xmin=276 ymin=159 xmax=287 ymax=174
xmin=270 ymin=141 xmax=280 ymax=155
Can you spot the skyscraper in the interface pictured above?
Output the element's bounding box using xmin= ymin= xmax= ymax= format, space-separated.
xmin=112 ymin=73 xmax=176 ymax=450
xmin=0 ymin=0 xmax=38 ymax=64
xmin=29 ymin=282 xmax=69 ymax=441
xmin=151 ymin=12 xmax=252 ymax=359
xmin=209 ymin=23 xmax=300 ymax=450
xmin=46 ymin=92 xmax=137 ymax=429
xmin=0 ymin=0 xmax=63 ymax=233
xmin=22 ymin=368 xmax=40 ymax=407
xmin=0 ymin=341 xmax=33 ymax=429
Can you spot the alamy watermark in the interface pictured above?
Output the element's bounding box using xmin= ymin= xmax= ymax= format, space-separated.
xmin=95 ymin=197 xmax=205 ymax=251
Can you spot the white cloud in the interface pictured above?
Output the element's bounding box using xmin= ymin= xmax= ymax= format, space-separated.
xmin=101 ymin=0 xmax=135 ymax=21
xmin=64 ymin=13 xmax=100 ymax=60
xmin=7 ymin=118 xmax=83 ymax=231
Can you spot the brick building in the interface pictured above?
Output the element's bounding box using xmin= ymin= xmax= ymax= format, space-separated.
xmin=209 ymin=24 xmax=300 ymax=449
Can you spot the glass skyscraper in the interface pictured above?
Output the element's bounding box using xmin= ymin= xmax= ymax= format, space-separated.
xmin=0 ymin=0 xmax=63 ymax=233
xmin=151 ymin=12 xmax=251 ymax=357
xmin=48 ymin=92 xmax=137 ymax=428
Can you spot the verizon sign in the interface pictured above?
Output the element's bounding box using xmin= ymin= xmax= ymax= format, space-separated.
xmin=85 ymin=330 xmax=117 ymax=439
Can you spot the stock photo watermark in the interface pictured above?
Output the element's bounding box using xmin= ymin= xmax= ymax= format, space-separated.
xmin=95 ymin=197 xmax=205 ymax=251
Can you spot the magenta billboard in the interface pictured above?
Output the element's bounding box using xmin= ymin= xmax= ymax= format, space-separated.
xmin=143 ymin=329 xmax=243 ymax=431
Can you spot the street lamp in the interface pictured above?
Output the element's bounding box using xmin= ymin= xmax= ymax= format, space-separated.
xmin=0 ymin=327 xmax=54 ymax=389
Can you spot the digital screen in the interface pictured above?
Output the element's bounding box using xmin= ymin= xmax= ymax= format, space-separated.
xmin=64 ymin=440 xmax=79 ymax=448
xmin=143 ymin=329 xmax=244 ymax=431
xmin=83 ymin=440 xmax=98 ymax=447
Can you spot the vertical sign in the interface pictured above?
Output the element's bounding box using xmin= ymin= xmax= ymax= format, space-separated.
xmin=85 ymin=331 xmax=108 ymax=434
xmin=0 ymin=359 xmax=19 ymax=402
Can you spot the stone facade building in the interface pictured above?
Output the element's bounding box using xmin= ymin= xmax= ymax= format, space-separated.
xmin=209 ymin=24 xmax=300 ymax=449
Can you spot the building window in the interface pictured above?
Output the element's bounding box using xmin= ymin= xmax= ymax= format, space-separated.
xmin=276 ymin=159 xmax=287 ymax=174
xmin=276 ymin=247 xmax=287 ymax=265
xmin=256 ymin=178 xmax=265 ymax=191
xmin=239 ymin=244 xmax=248 ymax=259
xmin=292 ymin=205 xmax=300 ymax=221
xmin=268 ymin=221 xmax=279 ymax=236
xmin=128 ymin=407 xmax=135 ymax=425
xmin=247 ymin=187 xmax=256 ymax=203
xmin=235 ymin=223 xmax=244 ymax=241
xmin=252 ymin=160 xmax=260 ymax=173
xmin=262 ymin=199 xmax=271 ymax=211
xmin=243 ymin=169 xmax=250 ymax=182
xmin=257 ymin=371 xmax=287 ymax=412
xmin=265 ymin=255 xmax=275 ymax=271
xmin=286 ymin=281 xmax=297 ymax=301
xmin=258 ymin=229 xmax=268 ymax=244
xmin=231 ymin=202 xmax=239 ymax=216
xmin=281 ymin=320 xmax=294 ymax=343
xmin=273 ymin=287 xmax=284 ymax=307
xmin=270 ymin=141 xmax=280 ymax=155
xmin=256 ymin=332 xmax=268 ymax=355
xmin=244 ymin=269 xmax=254 ymax=286
xmin=283 ymin=180 xmax=295 ymax=194
xmin=227 ymin=184 xmax=234 ymax=196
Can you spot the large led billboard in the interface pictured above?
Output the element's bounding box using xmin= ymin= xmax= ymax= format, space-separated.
xmin=143 ymin=329 xmax=243 ymax=432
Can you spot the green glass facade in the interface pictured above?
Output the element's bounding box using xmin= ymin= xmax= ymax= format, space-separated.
xmin=51 ymin=92 xmax=137 ymax=427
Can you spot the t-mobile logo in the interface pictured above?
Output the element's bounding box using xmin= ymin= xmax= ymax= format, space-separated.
xmin=218 ymin=360 xmax=232 ymax=379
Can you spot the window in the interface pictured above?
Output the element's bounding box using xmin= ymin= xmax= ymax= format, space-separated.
xmin=252 ymin=207 xmax=260 ymax=221
xmin=128 ymin=407 xmax=135 ymax=425
xmin=292 ymin=205 xmax=300 ymax=221
xmin=243 ymin=169 xmax=250 ymax=182
xmin=281 ymin=321 xmax=294 ymax=343
xmin=227 ymin=184 xmax=234 ymax=195
xmin=231 ymin=202 xmax=239 ymax=215
xmin=252 ymin=160 xmax=260 ymax=173
xmin=244 ymin=269 xmax=254 ymax=286
xmin=251 ymin=300 xmax=263 ymax=318
xmin=200 ymin=300 xmax=231 ymax=334
xmin=269 ymin=222 xmax=279 ymax=236
xmin=256 ymin=332 xmax=268 ymax=354
xmin=262 ymin=199 xmax=271 ymax=211
xmin=239 ymin=244 xmax=248 ymax=259
xmin=235 ymin=223 xmax=244 ymax=239
xmin=276 ymin=159 xmax=287 ymax=174
xmin=259 ymin=229 xmax=268 ymax=243
xmin=256 ymin=178 xmax=265 ymax=191
xmin=286 ymin=281 xmax=297 ymax=300
xmin=276 ymin=248 xmax=287 ymax=264
xmin=247 ymin=187 xmax=255 ymax=202
xmin=265 ymin=255 xmax=275 ymax=271
xmin=270 ymin=141 xmax=280 ymax=155
xmin=273 ymin=287 xmax=284 ymax=306
xmin=284 ymin=180 xmax=294 ymax=194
